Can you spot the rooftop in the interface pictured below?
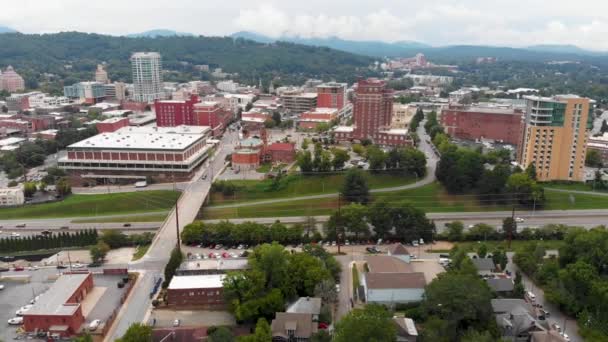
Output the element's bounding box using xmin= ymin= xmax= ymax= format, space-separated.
xmin=271 ymin=313 xmax=317 ymax=339
xmin=366 ymin=256 xmax=413 ymax=273
xmin=168 ymin=274 xmax=225 ymax=290
xmin=333 ymin=126 xmax=354 ymax=133
xmin=286 ymin=297 xmax=322 ymax=315
xmin=178 ymin=258 xmax=249 ymax=272
xmin=393 ymin=317 xmax=418 ymax=337
xmin=365 ymin=272 xmax=427 ymax=289
xmin=267 ymin=142 xmax=295 ymax=152
xmin=25 ymin=273 xmax=90 ymax=316
xmin=0 ymin=137 xmax=26 ymax=146
xmin=388 ymin=243 xmax=410 ymax=256
xmin=67 ymin=125 xmax=209 ymax=151
xmin=486 ymin=278 xmax=515 ymax=292
xmin=381 ymin=128 xmax=409 ymax=135
xmin=471 ymin=258 xmax=496 ymax=272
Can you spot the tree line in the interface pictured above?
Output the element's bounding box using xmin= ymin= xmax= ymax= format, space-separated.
xmin=514 ymin=227 xmax=608 ymax=340
xmin=0 ymin=229 xmax=98 ymax=253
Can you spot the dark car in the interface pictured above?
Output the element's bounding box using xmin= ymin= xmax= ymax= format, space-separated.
xmin=366 ymin=247 xmax=380 ymax=254
xmin=0 ymin=267 xmax=9 ymax=272
xmin=41 ymin=230 xmax=52 ymax=235
xmin=123 ymin=223 xmax=132 ymax=227
xmin=56 ymin=265 xmax=67 ymax=269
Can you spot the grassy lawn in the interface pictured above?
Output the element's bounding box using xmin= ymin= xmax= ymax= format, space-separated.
xmin=72 ymin=213 xmax=169 ymax=224
xmin=0 ymin=190 xmax=180 ymax=219
xmin=256 ymin=163 xmax=272 ymax=173
xmin=209 ymin=172 xmax=417 ymax=205
xmin=426 ymin=240 xmax=565 ymax=253
xmin=543 ymin=182 xmax=608 ymax=193
xmin=201 ymin=182 xmax=608 ymax=220
xmin=132 ymin=245 xmax=150 ymax=261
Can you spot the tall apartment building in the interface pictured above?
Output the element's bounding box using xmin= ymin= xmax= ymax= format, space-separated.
xmin=104 ymin=82 xmax=127 ymax=101
xmin=317 ymin=82 xmax=347 ymax=110
xmin=518 ymin=95 xmax=594 ymax=181
xmin=0 ymin=66 xmax=25 ymax=92
xmin=131 ymin=52 xmax=164 ymax=103
xmin=154 ymin=95 xmax=199 ymax=127
xmin=353 ymin=78 xmax=393 ymax=139
xmin=95 ymin=64 xmax=109 ymax=84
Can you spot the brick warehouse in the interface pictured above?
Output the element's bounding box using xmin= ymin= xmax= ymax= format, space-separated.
xmin=167 ymin=274 xmax=226 ymax=308
xmin=23 ymin=273 xmax=94 ymax=337
xmin=440 ymin=105 xmax=524 ymax=145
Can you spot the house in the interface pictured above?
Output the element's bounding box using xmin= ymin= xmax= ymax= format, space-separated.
xmin=271 ymin=312 xmax=318 ymax=341
xmin=471 ymin=258 xmax=497 ymax=275
xmin=363 ymin=272 xmax=427 ymax=304
xmin=286 ymin=297 xmax=322 ymax=322
xmin=365 ymin=255 xmax=413 ymax=273
xmin=492 ymin=299 xmax=544 ymax=342
xmin=486 ymin=278 xmax=515 ymax=295
xmin=393 ymin=316 xmax=418 ymax=342
xmin=387 ymin=243 xmax=411 ymax=263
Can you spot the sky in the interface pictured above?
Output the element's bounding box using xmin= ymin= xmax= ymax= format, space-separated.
xmin=2 ymin=0 xmax=608 ymax=50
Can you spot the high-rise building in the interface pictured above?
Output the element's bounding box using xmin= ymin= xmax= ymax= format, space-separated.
xmin=0 ymin=66 xmax=25 ymax=92
xmin=316 ymin=82 xmax=347 ymax=110
xmin=441 ymin=104 xmax=523 ymax=145
xmin=154 ymin=95 xmax=199 ymax=127
xmin=131 ymin=52 xmax=164 ymax=103
xmin=518 ymin=95 xmax=594 ymax=181
xmin=63 ymin=82 xmax=106 ymax=104
xmin=95 ymin=64 xmax=109 ymax=84
xmin=352 ymin=78 xmax=393 ymax=140
xmin=280 ymin=91 xmax=317 ymax=114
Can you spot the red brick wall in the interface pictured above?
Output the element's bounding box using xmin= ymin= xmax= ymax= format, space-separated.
xmin=352 ymin=79 xmax=393 ymax=140
xmin=154 ymin=96 xmax=199 ymax=127
xmin=441 ymin=109 xmax=523 ymax=145
xmin=317 ymin=87 xmax=345 ymax=110
xmin=167 ymin=287 xmax=225 ymax=308
xmin=23 ymin=308 xmax=84 ymax=337
xmin=96 ymin=118 xmax=129 ymax=133
xmin=232 ymin=151 xmax=261 ymax=168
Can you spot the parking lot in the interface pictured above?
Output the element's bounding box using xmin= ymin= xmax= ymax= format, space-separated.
xmin=0 ymin=267 xmax=130 ymax=340
xmin=150 ymin=309 xmax=235 ymax=329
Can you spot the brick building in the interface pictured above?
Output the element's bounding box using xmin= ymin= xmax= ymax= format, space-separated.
xmin=0 ymin=66 xmax=25 ymax=92
xmin=441 ymin=105 xmax=524 ymax=145
xmin=167 ymin=274 xmax=226 ymax=308
xmin=154 ymin=95 xmax=199 ymax=127
xmin=298 ymin=108 xmax=337 ymax=130
xmin=316 ymin=82 xmax=347 ymax=110
xmin=193 ymin=101 xmax=232 ymax=136
xmin=266 ymin=142 xmax=296 ymax=163
xmin=333 ymin=79 xmax=411 ymax=147
xmin=23 ymin=273 xmax=94 ymax=337
xmin=231 ymin=137 xmax=264 ymax=170
xmin=96 ymin=117 xmax=130 ymax=133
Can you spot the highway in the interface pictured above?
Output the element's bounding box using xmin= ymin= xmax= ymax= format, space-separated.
xmin=103 ymin=129 xmax=237 ymax=341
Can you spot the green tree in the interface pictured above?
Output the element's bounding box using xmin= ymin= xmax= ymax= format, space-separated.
xmin=368 ymin=198 xmax=394 ymax=239
xmin=586 ymin=149 xmax=603 ymax=168
xmin=310 ymin=330 xmax=332 ymax=342
xmin=525 ymin=163 xmax=537 ymax=181
xmin=238 ymin=318 xmax=272 ymax=342
xmin=297 ymin=150 xmax=314 ymax=173
xmin=446 ymin=221 xmax=465 ymax=241
xmin=314 ymin=279 xmax=338 ymax=304
xmin=334 ymin=304 xmax=396 ymax=342
xmin=163 ymin=247 xmax=183 ymax=288
xmin=208 ymin=326 xmax=235 ymax=342
xmin=502 ymin=217 xmax=517 ymax=238
xmin=55 ymin=177 xmax=72 ymax=197
xmin=506 ymin=172 xmax=545 ymax=207
xmin=301 ymin=138 xmax=309 ymax=150
xmin=477 ymin=243 xmax=488 ymax=258
xmin=340 ymin=203 xmax=370 ymax=239
xmin=74 ymin=334 xmax=94 ymax=342
xmin=23 ymin=182 xmax=37 ymax=197
xmin=115 ymin=323 xmax=152 ymax=342
xmin=331 ymin=148 xmax=349 ymax=170
xmin=340 ymin=168 xmax=370 ymax=204
xmin=366 ymin=145 xmax=387 ymax=172
xmin=89 ymin=241 xmax=110 ymax=263
xmin=460 ymin=329 xmax=497 ymax=342
xmin=100 ymin=230 xmax=127 ymax=249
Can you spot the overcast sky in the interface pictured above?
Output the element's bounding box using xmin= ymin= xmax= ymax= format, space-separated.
xmin=3 ymin=0 xmax=608 ymax=49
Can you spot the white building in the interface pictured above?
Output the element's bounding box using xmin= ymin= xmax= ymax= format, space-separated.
xmin=216 ymin=80 xmax=239 ymax=93
xmin=131 ymin=52 xmax=164 ymax=103
xmin=363 ymin=272 xmax=427 ymax=304
xmin=0 ymin=187 xmax=24 ymax=206
xmin=28 ymin=94 xmax=71 ymax=108
xmin=95 ymin=64 xmax=109 ymax=84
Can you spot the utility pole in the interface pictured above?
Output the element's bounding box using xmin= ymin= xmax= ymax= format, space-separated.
xmin=508 ymin=207 xmax=515 ymax=249
xmin=175 ymin=199 xmax=181 ymax=252
xmin=337 ymin=193 xmax=342 ymax=254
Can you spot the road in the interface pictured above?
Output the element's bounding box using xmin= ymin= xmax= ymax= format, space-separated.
xmin=506 ymin=253 xmax=582 ymax=342
xmin=208 ymin=120 xmax=440 ymax=210
xmin=104 ymin=130 xmax=237 ymax=341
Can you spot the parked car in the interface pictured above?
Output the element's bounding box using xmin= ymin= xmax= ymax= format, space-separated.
xmin=56 ymin=265 xmax=67 ymax=269
xmin=222 ymin=252 xmax=230 ymax=258
xmin=0 ymin=284 xmax=4 ymax=290
xmin=335 ymin=284 xmax=340 ymax=293
xmin=72 ymin=263 xmax=85 ymax=269
xmin=525 ymin=291 xmax=536 ymax=302
xmin=10 ymin=232 xmax=20 ymax=237
xmin=16 ymin=304 xmax=33 ymax=316
xmin=8 ymin=317 xmax=23 ymax=325
xmin=88 ymin=319 xmax=101 ymax=331
xmin=13 ymin=266 xmax=24 ymax=271
xmin=515 ymin=217 xmax=525 ymax=223
xmin=173 ymin=319 xmax=180 ymax=327
xmin=366 ymin=247 xmax=380 ymax=254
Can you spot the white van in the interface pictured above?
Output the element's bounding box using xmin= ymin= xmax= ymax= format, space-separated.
xmin=525 ymin=291 xmax=536 ymax=302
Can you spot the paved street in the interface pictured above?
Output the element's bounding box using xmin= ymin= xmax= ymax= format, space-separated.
xmin=506 ymin=253 xmax=582 ymax=342
xmin=104 ymin=130 xmax=237 ymax=341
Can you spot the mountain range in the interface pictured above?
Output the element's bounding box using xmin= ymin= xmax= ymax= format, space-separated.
xmin=0 ymin=25 xmax=17 ymax=34
xmin=231 ymin=31 xmax=608 ymax=61
xmin=125 ymin=29 xmax=194 ymax=38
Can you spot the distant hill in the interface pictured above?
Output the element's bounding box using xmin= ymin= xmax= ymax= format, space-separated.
xmin=231 ymin=31 xmax=430 ymax=57
xmin=0 ymin=32 xmax=373 ymax=86
xmin=126 ymin=29 xmax=194 ymax=38
xmin=526 ymin=44 xmax=606 ymax=56
xmin=0 ymin=25 xmax=17 ymax=34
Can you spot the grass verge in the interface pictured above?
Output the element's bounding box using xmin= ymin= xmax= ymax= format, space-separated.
xmin=132 ymin=245 xmax=150 ymax=261
xmin=72 ymin=213 xmax=169 ymax=224
xmin=425 ymin=240 xmax=565 ymax=253
xmin=0 ymin=190 xmax=180 ymax=219
xmin=201 ymin=182 xmax=608 ymax=220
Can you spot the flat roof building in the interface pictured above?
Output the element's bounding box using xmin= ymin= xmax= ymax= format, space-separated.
xmin=58 ymin=125 xmax=212 ymax=184
xmin=167 ymin=274 xmax=226 ymax=308
xmin=281 ymin=91 xmax=317 ymax=114
xmin=177 ymin=258 xmax=249 ymax=276
xmin=441 ymin=104 xmax=524 ymax=145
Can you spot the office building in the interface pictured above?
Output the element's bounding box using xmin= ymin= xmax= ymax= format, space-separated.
xmin=95 ymin=64 xmax=109 ymax=84
xmin=518 ymin=95 xmax=594 ymax=181
xmin=316 ymin=82 xmax=347 ymax=110
xmin=166 ymin=274 xmax=226 ymax=308
xmin=63 ymin=82 xmax=106 ymax=104
xmin=392 ymin=104 xmax=416 ymax=129
xmin=154 ymin=95 xmax=199 ymax=127
xmin=104 ymin=82 xmax=127 ymax=101
xmin=193 ymin=101 xmax=232 ymax=137
xmin=0 ymin=66 xmax=25 ymax=92
xmin=58 ymin=125 xmax=212 ymax=184
xmin=441 ymin=105 xmax=524 ymax=145
xmin=280 ymin=91 xmax=317 ymax=114
xmin=298 ymin=107 xmax=338 ymax=130
xmin=131 ymin=52 xmax=164 ymax=102
xmin=96 ymin=117 xmax=129 ymax=133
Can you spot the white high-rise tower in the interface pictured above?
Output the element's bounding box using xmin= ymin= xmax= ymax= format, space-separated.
xmin=131 ymin=52 xmax=164 ymax=102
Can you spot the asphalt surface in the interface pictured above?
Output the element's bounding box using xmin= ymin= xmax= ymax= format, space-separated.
xmin=104 ymin=130 xmax=237 ymax=341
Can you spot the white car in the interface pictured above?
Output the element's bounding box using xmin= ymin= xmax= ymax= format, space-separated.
xmin=515 ymin=217 xmax=525 ymax=223
xmin=10 ymin=232 xmax=20 ymax=237
xmin=335 ymin=284 xmax=340 ymax=293
xmin=8 ymin=317 xmax=23 ymax=325
xmin=173 ymin=319 xmax=180 ymax=327
xmin=0 ymin=284 xmax=4 ymax=290
xmin=16 ymin=304 xmax=33 ymax=316
xmin=88 ymin=319 xmax=101 ymax=331
xmin=72 ymin=263 xmax=84 ymax=269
